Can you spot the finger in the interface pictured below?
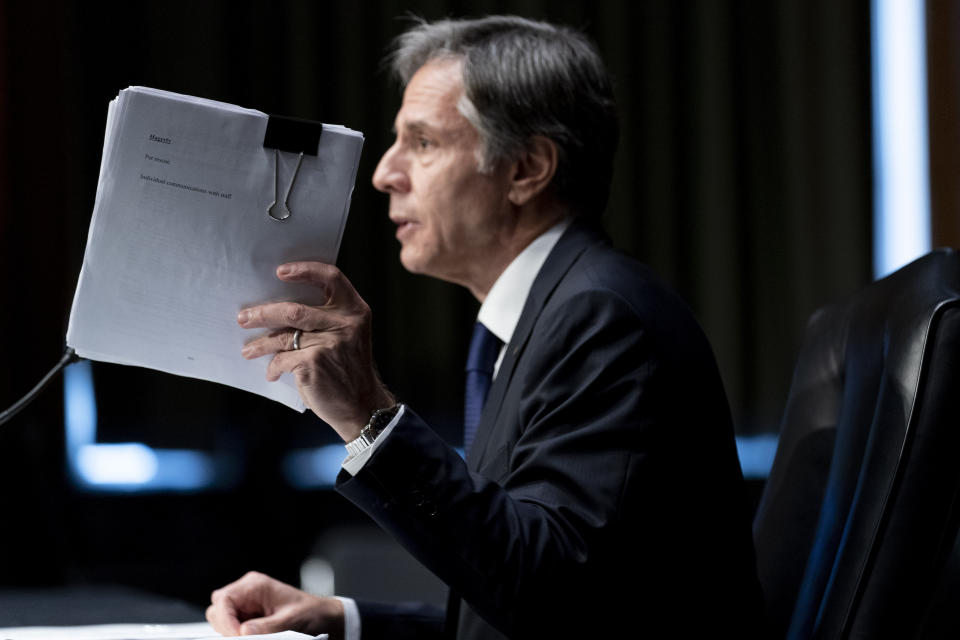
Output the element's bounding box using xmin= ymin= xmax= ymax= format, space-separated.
xmin=242 ymin=329 xmax=299 ymax=360
xmin=238 ymin=301 xmax=344 ymax=331
xmin=207 ymin=571 xmax=269 ymax=634
xmin=265 ymin=349 xmax=293 ymax=382
xmin=276 ymin=262 xmax=363 ymax=307
xmin=239 ymin=612 xmax=289 ymax=636
xmin=242 ymin=316 xmax=348 ymax=360
xmin=263 ymin=335 xmax=344 ymax=381
xmin=264 ymin=345 xmax=328 ymax=382
xmin=206 ymin=600 xmax=242 ymax=636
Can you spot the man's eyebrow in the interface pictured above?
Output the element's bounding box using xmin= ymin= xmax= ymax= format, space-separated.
xmin=394 ymin=119 xmax=438 ymax=136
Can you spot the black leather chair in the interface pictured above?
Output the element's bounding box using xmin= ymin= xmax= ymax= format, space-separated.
xmin=752 ymin=249 xmax=960 ymax=639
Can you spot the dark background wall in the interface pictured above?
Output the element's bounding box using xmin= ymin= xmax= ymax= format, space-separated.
xmin=0 ymin=0 xmax=873 ymax=606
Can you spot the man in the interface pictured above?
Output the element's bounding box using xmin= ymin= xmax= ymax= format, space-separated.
xmin=206 ymin=15 xmax=761 ymax=640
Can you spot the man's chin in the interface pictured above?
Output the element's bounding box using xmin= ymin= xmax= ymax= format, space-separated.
xmin=399 ymin=251 xmax=448 ymax=282
xmin=398 ymin=250 xmax=426 ymax=275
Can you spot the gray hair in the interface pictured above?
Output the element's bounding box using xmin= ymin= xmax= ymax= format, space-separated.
xmin=388 ymin=15 xmax=619 ymax=219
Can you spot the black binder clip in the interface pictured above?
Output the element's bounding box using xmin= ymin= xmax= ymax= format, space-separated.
xmin=263 ymin=114 xmax=323 ymax=221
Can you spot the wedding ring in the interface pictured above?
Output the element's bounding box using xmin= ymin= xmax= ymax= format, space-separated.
xmin=292 ymin=328 xmax=303 ymax=351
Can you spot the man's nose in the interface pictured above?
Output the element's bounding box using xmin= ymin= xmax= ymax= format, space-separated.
xmin=372 ymin=143 xmax=409 ymax=194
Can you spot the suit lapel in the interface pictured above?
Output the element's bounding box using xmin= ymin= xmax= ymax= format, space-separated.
xmin=467 ymin=223 xmax=606 ymax=469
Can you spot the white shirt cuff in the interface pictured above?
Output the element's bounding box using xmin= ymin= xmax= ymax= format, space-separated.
xmin=341 ymin=404 xmax=405 ymax=476
xmin=334 ymin=596 xmax=361 ymax=640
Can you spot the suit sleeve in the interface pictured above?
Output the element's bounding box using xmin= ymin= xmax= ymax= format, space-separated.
xmin=352 ymin=600 xmax=445 ymax=640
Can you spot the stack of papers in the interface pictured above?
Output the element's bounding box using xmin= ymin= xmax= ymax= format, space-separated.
xmin=0 ymin=622 xmax=325 ymax=639
xmin=66 ymin=87 xmax=364 ymax=410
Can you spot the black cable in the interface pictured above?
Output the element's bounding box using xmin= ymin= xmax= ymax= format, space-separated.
xmin=0 ymin=347 xmax=84 ymax=427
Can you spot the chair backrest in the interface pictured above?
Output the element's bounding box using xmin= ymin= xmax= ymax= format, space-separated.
xmin=752 ymin=248 xmax=960 ymax=639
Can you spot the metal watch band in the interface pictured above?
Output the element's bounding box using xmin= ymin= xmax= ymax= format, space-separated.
xmin=344 ymin=403 xmax=400 ymax=457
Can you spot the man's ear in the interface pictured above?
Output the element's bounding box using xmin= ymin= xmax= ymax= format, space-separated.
xmin=507 ymin=136 xmax=558 ymax=207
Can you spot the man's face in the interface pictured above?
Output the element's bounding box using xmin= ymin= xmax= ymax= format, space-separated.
xmin=372 ymin=58 xmax=513 ymax=290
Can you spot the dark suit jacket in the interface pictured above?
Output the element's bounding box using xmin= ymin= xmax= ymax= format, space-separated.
xmin=337 ymin=223 xmax=762 ymax=639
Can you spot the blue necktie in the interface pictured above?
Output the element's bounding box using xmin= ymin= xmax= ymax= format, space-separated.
xmin=464 ymin=322 xmax=503 ymax=457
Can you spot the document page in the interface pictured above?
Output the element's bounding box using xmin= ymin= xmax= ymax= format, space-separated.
xmin=0 ymin=622 xmax=324 ymax=639
xmin=66 ymin=87 xmax=363 ymax=410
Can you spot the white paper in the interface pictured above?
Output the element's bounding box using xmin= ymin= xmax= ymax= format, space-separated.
xmin=0 ymin=621 xmax=325 ymax=639
xmin=66 ymin=87 xmax=364 ymax=411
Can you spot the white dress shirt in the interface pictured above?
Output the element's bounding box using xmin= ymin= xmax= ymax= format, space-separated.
xmin=477 ymin=219 xmax=570 ymax=376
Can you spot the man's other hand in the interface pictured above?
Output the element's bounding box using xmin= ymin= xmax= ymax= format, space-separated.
xmin=206 ymin=571 xmax=344 ymax=638
xmin=237 ymin=262 xmax=395 ymax=442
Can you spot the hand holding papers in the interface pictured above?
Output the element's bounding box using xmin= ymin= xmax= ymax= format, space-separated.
xmin=66 ymin=87 xmax=364 ymax=411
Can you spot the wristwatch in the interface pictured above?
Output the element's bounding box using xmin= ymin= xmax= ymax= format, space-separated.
xmin=345 ymin=403 xmax=400 ymax=457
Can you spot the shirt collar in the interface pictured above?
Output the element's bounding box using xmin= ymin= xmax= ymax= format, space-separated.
xmin=477 ymin=218 xmax=570 ymax=346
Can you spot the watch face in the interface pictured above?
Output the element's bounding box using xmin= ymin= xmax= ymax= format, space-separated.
xmin=371 ymin=404 xmax=400 ymax=431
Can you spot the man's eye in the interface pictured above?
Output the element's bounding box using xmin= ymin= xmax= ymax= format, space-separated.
xmin=417 ymin=137 xmax=432 ymax=150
